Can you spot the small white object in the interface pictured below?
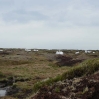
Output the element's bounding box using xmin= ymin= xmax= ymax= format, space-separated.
xmin=56 ymin=50 xmax=63 ymax=55
xmin=75 ymin=52 xmax=79 ymax=54
xmin=25 ymin=49 xmax=31 ymax=52
xmin=85 ymin=50 xmax=91 ymax=53
xmin=33 ymin=49 xmax=38 ymax=51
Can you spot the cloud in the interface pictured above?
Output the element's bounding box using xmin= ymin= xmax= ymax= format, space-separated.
xmin=0 ymin=0 xmax=99 ymax=26
xmin=2 ymin=10 xmax=49 ymax=23
xmin=0 ymin=0 xmax=99 ymax=49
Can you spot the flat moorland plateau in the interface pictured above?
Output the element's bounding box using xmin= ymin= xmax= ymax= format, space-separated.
xmin=0 ymin=49 xmax=99 ymax=99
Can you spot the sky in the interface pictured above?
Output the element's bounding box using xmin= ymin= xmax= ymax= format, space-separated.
xmin=0 ymin=0 xmax=99 ymax=50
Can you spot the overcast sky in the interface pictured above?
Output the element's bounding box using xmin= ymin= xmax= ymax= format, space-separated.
xmin=0 ymin=0 xmax=99 ymax=49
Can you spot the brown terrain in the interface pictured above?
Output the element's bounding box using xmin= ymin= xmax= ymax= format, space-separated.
xmin=0 ymin=48 xmax=99 ymax=99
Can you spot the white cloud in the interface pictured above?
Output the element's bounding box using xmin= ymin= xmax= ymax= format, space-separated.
xmin=0 ymin=0 xmax=99 ymax=49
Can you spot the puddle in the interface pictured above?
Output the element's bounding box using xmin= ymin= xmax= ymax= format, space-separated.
xmin=0 ymin=89 xmax=6 ymax=97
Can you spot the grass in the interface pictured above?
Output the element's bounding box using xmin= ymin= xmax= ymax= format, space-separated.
xmin=0 ymin=52 xmax=71 ymax=99
xmin=0 ymin=71 xmax=5 ymax=79
xmin=0 ymin=50 xmax=99 ymax=99
xmin=62 ymin=59 xmax=99 ymax=79
xmin=0 ymin=59 xmax=31 ymax=66
xmin=33 ymin=59 xmax=99 ymax=92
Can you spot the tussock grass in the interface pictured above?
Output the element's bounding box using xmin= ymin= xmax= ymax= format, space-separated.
xmin=61 ymin=59 xmax=99 ymax=80
xmin=33 ymin=59 xmax=99 ymax=92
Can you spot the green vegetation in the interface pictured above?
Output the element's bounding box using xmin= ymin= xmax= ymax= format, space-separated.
xmin=54 ymin=87 xmax=60 ymax=93
xmin=61 ymin=59 xmax=99 ymax=80
xmin=0 ymin=49 xmax=99 ymax=99
xmin=0 ymin=52 xmax=70 ymax=99
xmin=33 ymin=59 xmax=99 ymax=92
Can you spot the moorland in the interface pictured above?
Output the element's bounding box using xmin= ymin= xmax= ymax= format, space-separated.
xmin=0 ymin=49 xmax=99 ymax=99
